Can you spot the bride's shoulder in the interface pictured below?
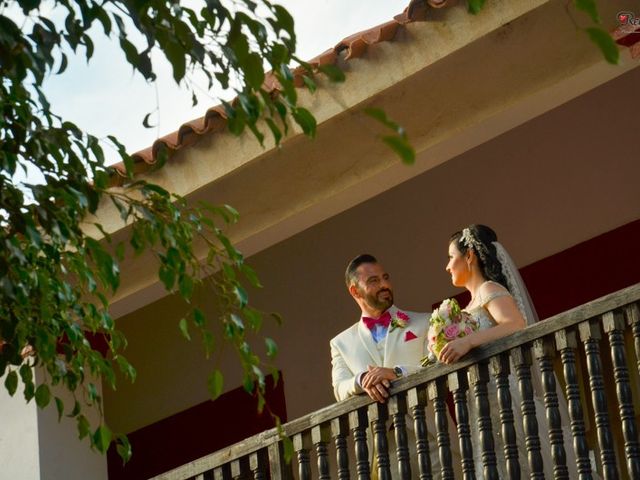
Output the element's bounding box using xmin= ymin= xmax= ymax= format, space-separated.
xmin=478 ymin=281 xmax=511 ymax=306
xmin=479 ymin=280 xmax=509 ymax=295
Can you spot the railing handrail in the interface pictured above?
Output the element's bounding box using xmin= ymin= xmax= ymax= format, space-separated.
xmin=152 ymin=282 xmax=640 ymax=479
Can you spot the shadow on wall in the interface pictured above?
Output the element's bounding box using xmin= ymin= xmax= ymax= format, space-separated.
xmin=106 ymin=373 xmax=286 ymax=480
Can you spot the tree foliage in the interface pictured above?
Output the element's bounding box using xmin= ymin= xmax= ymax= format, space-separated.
xmin=0 ymin=0 xmax=336 ymax=460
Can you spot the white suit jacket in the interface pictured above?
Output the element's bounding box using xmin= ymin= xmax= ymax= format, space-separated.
xmin=330 ymin=306 xmax=428 ymax=401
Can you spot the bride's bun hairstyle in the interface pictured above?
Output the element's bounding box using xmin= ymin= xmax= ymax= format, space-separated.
xmin=449 ymin=224 xmax=509 ymax=290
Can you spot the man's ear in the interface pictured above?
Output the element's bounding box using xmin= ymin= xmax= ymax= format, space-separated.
xmin=348 ymin=283 xmax=360 ymax=299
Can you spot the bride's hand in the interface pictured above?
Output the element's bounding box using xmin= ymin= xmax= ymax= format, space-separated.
xmin=439 ymin=337 xmax=472 ymax=364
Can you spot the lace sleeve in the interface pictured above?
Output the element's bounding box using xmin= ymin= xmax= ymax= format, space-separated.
xmin=479 ymin=282 xmax=512 ymax=307
xmin=480 ymin=290 xmax=511 ymax=307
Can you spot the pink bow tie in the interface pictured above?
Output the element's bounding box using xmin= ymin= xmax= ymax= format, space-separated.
xmin=362 ymin=311 xmax=391 ymax=331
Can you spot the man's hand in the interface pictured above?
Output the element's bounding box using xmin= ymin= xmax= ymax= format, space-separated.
xmin=361 ymin=365 xmax=396 ymax=403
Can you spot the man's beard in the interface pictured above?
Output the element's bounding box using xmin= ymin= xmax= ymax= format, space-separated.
xmin=364 ymin=288 xmax=394 ymax=312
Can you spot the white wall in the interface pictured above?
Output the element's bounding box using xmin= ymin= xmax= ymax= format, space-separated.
xmin=0 ymin=367 xmax=107 ymax=480
xmin=0 ymin=370 xmax=40 ymax=480
xmin=36 ymin=369 xmax=108 ymax=480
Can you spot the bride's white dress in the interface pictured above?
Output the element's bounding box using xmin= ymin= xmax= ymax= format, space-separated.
xmin=463 ymin=282 xmax=582 ymax=479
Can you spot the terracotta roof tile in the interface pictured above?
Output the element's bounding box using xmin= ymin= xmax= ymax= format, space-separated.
xmin=110 ymin=2 xmax=639 ymax=185
xmin=110 ymin=0 xmax=452 ymax=185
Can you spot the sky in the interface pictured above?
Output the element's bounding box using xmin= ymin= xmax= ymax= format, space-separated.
xmin=39 ymin=1 xmax=410 ymax=164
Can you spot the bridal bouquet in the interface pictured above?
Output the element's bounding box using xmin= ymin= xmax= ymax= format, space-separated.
xmin=421 ymin=298 xmax=478 ymax=366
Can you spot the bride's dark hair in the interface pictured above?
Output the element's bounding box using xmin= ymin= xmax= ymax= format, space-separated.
xmin=450 ymin=224 xmax=509 ymax=290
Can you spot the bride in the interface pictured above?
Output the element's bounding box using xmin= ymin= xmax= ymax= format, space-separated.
xmin=439 ymin=224 xmax=525 ymax=364
xmin=438 ymin=224 xmax=581 ymax=479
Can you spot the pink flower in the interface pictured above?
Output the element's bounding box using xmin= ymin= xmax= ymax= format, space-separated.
xmin=396 ymin=311 xmax=410 ymax=321
xmin=443 ymin=324 xmax=460 ymax=340
xmin=464 ymin=326 xmax=473 ymax=335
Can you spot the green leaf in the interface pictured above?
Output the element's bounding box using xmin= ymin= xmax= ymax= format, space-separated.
xmin=178 ymin=317 xmax=191 ymax=341
xmin=575 ymin=0 xmax=600 ymax=24
xmin=69 ymin=400 xmax=81 ymax=417
xmin=271 ymin=311 xmax=284 ymax=326
xmin=179 ymin=275 xmax=194 ymax=299
xmin=265 ymin=337 xmax=278 ymax=359
xmin=382 ymin=136 xmax=415 ymax=165
xmin=4 ymin=370 xmax=18 ymax=396
xmin=207 ymin=370 xmax=224 ymax=400
xmin=230 ymin=313 xmax=245 ymax=334
xmin=234 ymin=286 xmax=249 ymax=308
xmin=265 ymin=118 xmax=283 ymax=145
xmin=292 ymin=107 xmax=316 ymax=138
xmin=282 ymin=436 xmax=294 ymax=463
xmin=240 ymin=264 xmax=262 ymax=288
xmin=115 ymin=242 xmax=125 ymax=261
xmin=142 ymin=112 xmax=155 ymax=129
xmin=318 ymin=64 xmax=345 ymax=82
xmin=364 ymin=107 xmax=400 ymax=132
xmin=55 ymin=397 xmax=64 ymax=421
xmin=116 ymin=356 xmax=137 ymax=382
xmin=93 ymin=424 xmax=112 ymax=454
xmin=193 ymin=308 xmax=205 ymax=327
xmin=87 ymin=383 xmax=99 ymax=403
xmin=19 ymin=365 xmax=34 ymax=401
xmin=116 ymin=435 xmax=132 ymax=464
xmin=77 ymin=415 xmax=90 ymax=439
xmin=202 ymin=331 xmax=215 ymax=358
xmin=302 ymin=75 xmax=316 ymax=93
xmin=164 ymin=40 xmax=186 ymax=82
xmin=468 ymin=0 xmax=486 ymax=14
xmin=159 ymin=265 xmax=176 ymax=291
xmin=244 ymin=53 xmax=265 ymax=89
xmin=243 ymin=307 xmax=262 ymax=330
xmin=35 ymin=384 xmax=51 ymax=408
xmin=585 ymin=28 xmax=619 ymax=65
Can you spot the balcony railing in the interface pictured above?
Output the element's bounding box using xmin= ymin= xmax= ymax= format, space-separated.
xmin=152 ymin=283 xmax=640 ymax=479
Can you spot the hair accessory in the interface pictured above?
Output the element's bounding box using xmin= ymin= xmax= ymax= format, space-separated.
xmin=461 ymin=227 xmax=482 ymax=252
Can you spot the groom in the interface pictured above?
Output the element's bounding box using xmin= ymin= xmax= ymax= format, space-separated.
xmin=331 ymin=254 xmax=428 ymax=403
xmin=330 ymin=254 xmax=461 ymax=479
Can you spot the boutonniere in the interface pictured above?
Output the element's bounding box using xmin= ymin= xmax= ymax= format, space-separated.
xmin=390 ymin=311 xmax=410 ymax=332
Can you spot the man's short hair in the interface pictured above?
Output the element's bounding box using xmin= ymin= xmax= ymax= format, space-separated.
xmin=345 ymin=254 xmax=378 ymax=288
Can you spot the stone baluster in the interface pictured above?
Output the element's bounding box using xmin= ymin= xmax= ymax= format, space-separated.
xmin=214 ymin=464 xmax=231 ymax=480
xmin=231 ymin=457 xmax=250 ymax=480
xmin=579 ymin=319 xmax=618 ymax=480
xmin=293 ymin=431 xmax=312 ymax=480
xmin=511 ymin=346 xmax=544 ymax=479
xmin=331 ymin=416 xmax=350 ymax=480
xmin=349 ymin=408 xmax=370 ymax=480
xmin=428 ymin=377 xmax=454 ymax=480
xmin=389 ymin=392 xmax=411 ymax=479
xmin=625 ymin=303 xmax=640 ymax=379
xmin=533 ymin=337 xmax=569 ymax=479
xmin=489 ymin=354 xmax=519 ymax=480
xmin=368 ymin=402 xmax=392 ymax=480
xmin=407 ymin=386 xmax=433 ymax=480
xmin=555 ymin=329 xmax=592 ymax=479
xmin=312 ymin=424 xmax=332 ymax=480
xmin=249 ymin=450 xmax=268 ymax=480
xmin=448 ymin=369 xmax=475 ymax=480
xmin=267 ymin=441 xmax=293 ymax=480
xmin=603 ymin=310 xmax=640 ymax=479
xmin=469 ymin=362 xmax=498 ymax=480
